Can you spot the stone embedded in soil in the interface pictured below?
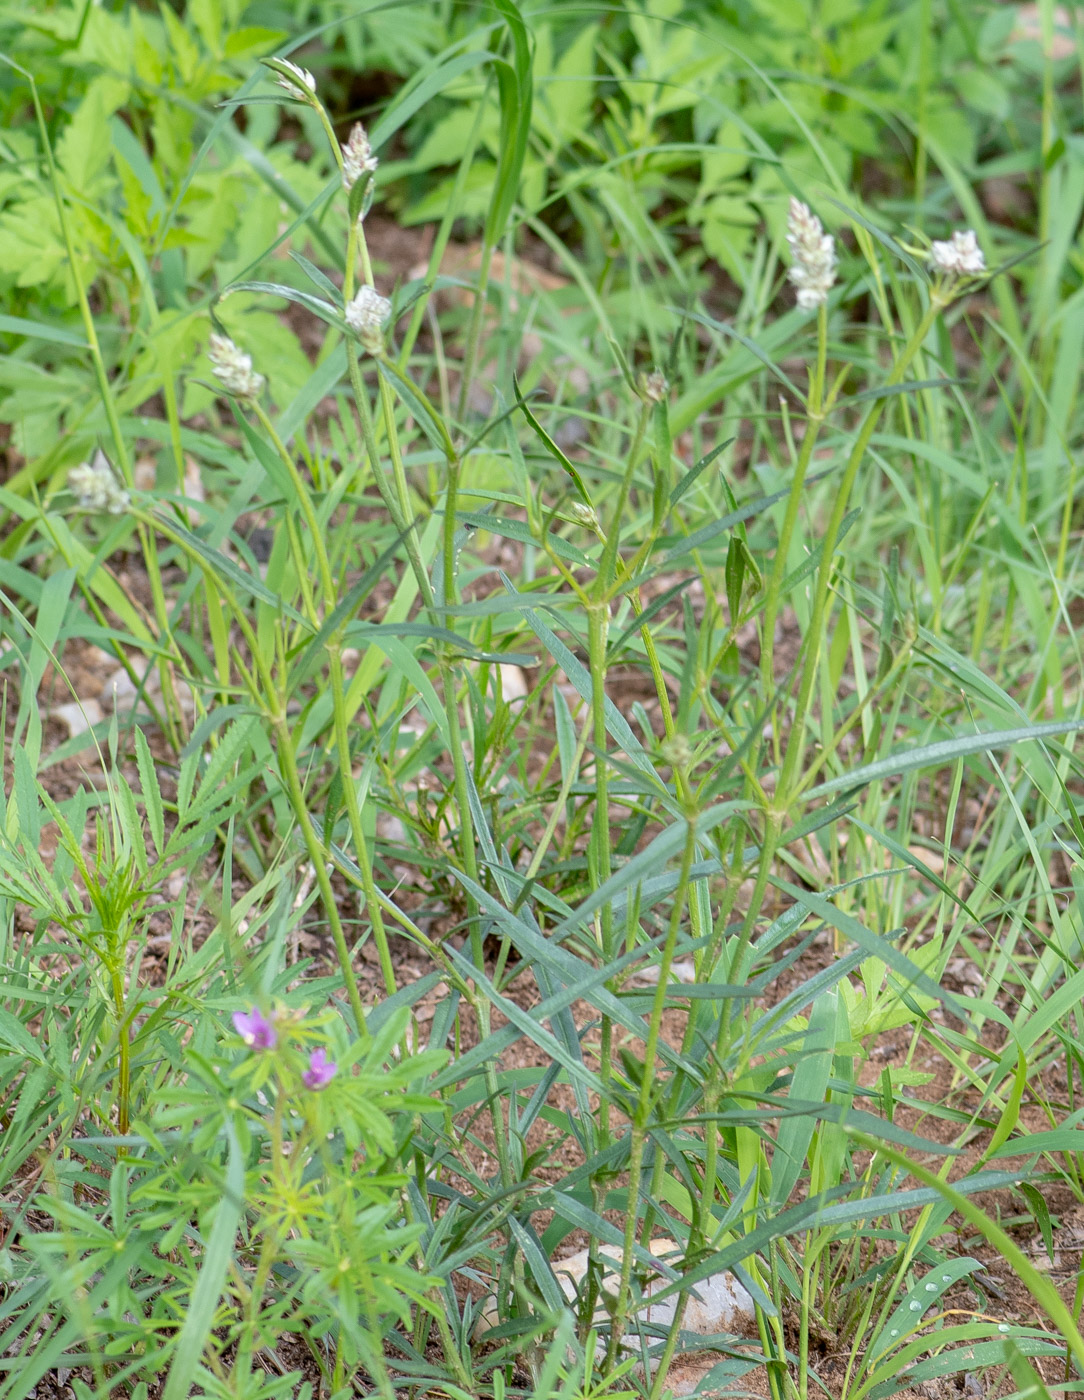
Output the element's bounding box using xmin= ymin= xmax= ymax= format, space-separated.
xmin=480 ymin=1236 xmax=754 ymax=1364
xmin=553 ymin=1238 xmax=754 ymax=1348
xmin=51 ymin=699 xmax=104 ymax=738
xmin=496 ymin=663 xmax=529 ymax=704
xmin=103 ymin=664 xmax=195 ymax=716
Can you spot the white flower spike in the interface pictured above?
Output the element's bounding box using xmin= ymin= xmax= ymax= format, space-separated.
xmin=929 ymin=229 xmax=985 ymax=278
xmin=274 ymin=59 xmax=317 ymax=99
xmin=341 ymin=123 xmax=378 ymax=191
xmin=570 ymin=502 xmax=599 ymax=529
xmin=641 ymin=370 xmax=669 ymax=404
xmin=69 ymin=450 xmax=130 ymax=515
xmin=786 ymin=198 xmax=837 ymax=310
xmin=345 ymin=285 xmax=391 ymax=354
xmin=208 ymin=333 xmax=265 ymax=402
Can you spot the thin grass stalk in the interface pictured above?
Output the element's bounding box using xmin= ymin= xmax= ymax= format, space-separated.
xmin=456 ymin=239 xmax=496 ymax=422
xmin=139 ymin=507 xmax=370 ymax=1034
xmin=377 ymin=371 xmax=429 ymax=577
xmin=343 ymin=295 xmax=516 ymax=1192
xmin=22 ymin=68 xmax=185 ymax=747
xmin=249 ymin=405 xmax=397 ymax=998
xmin=326 ymin=645 xmax=398 ymax=998
xmin=270 ymin=709 xmax=369 ymax=1036
xmin=587 ymin=602 xmax=615 ymax=1155
xmin=433 ymin=446 xmax=517 ymax=1192
xmin=346 ymin=352 xmax=433 ymax=608
xmin=727 ymin=294 xmax=945 ymax=1015
xmin=110 ymin=967 xmax=130 ymax=1137
xmin=589 ymin=401 xmax=654 ymax=1151
xmin=367 ymin=331 xmax=516 ymax=1186
xmin=775 ymin=295 xmax=943 ymax=804
xmin=398 ymin=98 xmax=488 ymax=367
xmin=760 ymin=301 xmax=828 ymax=696
xmin=606 ymin=811 xmax=699 ymax=1369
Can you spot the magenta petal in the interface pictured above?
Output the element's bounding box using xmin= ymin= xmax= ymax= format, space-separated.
xmin=302 ymin=1047 xmax=337 ymax=1090
xmin=232 ymin=1007 xmax=277 ymax=1050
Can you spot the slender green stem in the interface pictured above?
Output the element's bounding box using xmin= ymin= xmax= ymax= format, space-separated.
xmin=456 ymin=239 xmax=496 ymax=423
xmin=760 ymin=302 xmax=828 ymax=695
xmin=398 ymin=97 xmax=488 ymax=368
xmin=728 ymin=295 xmax=945 ymax=1001
xmin=327 ymin=646 xmax=397 ymax=998
xmin=272 ymin=707 xmax=368 ymax=1036
xmin=347 ymin=349 xmax=434 ymax=609
xmin=24 ymin=68 xmax=185 ymax=746
xmin=774 ymin=296 xmax=942 ymax=806
xmin=251 ymin=404 xmax=336 ymax=608
xmin=587 ymin=602 xmax=614 ymax=1152
xmin=111 ymin=967 xmax=130 ymax=1137
xmin=606 ymin=812 xmax=698 ymax=1371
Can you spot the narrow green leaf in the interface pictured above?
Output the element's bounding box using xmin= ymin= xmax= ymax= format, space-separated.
xmin=134 ymin=728 xmax=165 ymax=857
xmin=808 ymin=719 xmax=1084 ymax=799
xmin=0 ymin=314 xmax=88 ymax=348
xmin=161 ymin=1119 xmax=244 ymax=1400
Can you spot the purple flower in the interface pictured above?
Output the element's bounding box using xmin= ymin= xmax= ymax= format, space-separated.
xmin=303 ymin=1048 xmax=337 ymax=1091
xmin=233 ymin=1007 xmax=277 ymax=1050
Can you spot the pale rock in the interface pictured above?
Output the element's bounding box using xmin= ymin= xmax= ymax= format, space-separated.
xmin=103 ymin=664 xmax=195 ymax=715
xmin=553 ymin=1238 xmax=754 ymax=1348
xmin=52 ymin=700 xmax=103 ymax=739
xmin=630 ymin=959 xmax=698 ymax=987
xmin=103 ymin=666 xmax=140 ymax=711
xmin=133 ymin=457 xmax=157 ymax=491
xmin=479 ymin=1236 xmax=754 ymax=1361
xmin=496 ymin=663 xmax=528 ymax=704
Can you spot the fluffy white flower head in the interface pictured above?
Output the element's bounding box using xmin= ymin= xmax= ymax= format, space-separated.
xmin=929 ymin=229 xmax=985 ymax=278
xmin=69 ymin=451 xmax=129 ymax=515
xmin=641 ymin=370 xmax=669 ymax=404
xmin=342 ymin=123 xmax=378 ymax=191
xmin=570 ymin=501 xmax=599 ymax=529
xmin=345 ymin=285 xmax=391 ymax=354
xmin=208 ymin=333 xmax=265 ymax=401
xmin=786 ymin=197 xmax=837 ymax=310
xmin=274 ymin=59 xmax=317 ymax=99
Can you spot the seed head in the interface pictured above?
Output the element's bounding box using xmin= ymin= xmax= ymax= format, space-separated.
xmin=786 ymin=197 xmax=837 ymax=310
xmin=68 ymin=451 xmax=130 ymax=515
xmin=929 ymin=229 xmax=985 ymax=278
xmin=345 ymin=285 xmax=391 ymax=354
xmin=342 ymin=123 xmax=378 ymax=191
xmin=641 ymin=370 xmax=669 ymax=404
xmin=570 ymin=501 xmax=599 ymax=530
xmin=273 ymin=58 xmax=317 ymax=100
xmin=208 ymin=333 xmax=264 ymax=402
xmin=660 ymin=734 xmax=693 ymax=769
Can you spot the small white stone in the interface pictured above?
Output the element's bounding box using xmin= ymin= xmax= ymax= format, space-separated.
xmin=52 ymin=700 xmax=103 ymax=738
xmin=496 ymin=663 xmax=528 ymax=704
xmin=476 ymin=1237 xmax=755 ymax=1363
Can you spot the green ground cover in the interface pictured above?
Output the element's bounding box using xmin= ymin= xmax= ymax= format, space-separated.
xmin=0 ymin=1 xmax=1083 ymax=1397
